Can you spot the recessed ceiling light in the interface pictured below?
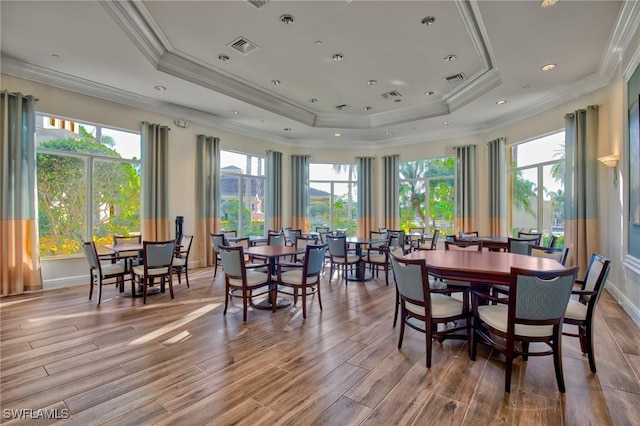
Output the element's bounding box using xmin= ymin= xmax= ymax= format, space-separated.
xmin=334 ymin=133 xmax=341 ymax=137
xmin=284 ymin=128 xmax=291 ymax=131
xmin=386 ymin=132 xmax=394 ymax=136
xmin=315 ymin=40 xmax=323 ymax=46
xmin=154 ymin=85 xmax=166 ymax=92
xmin=363 ymin=106 xmax=372 ymax=111
xmin=280 ymin=14 xmax=294 ymax=24
xmin=421 ymin=16 xmax=436 ymax=26
xmin=51 ymin=53 xmax=61 ymax=59
xmin=218 ymin=54 xmax=230 ymax=61
xmin=444 ymin=54 xmax=457 ymax=62
xmin=332 ymin=53 xmax=344 ymax=61
xmin=540 ymin=0 xmax=559 ymax=7
xmin=425 ymin=91 xmax=435 ymax=96
xmin=309 ymin=98 xmax=318 ymax=103
xmin=271 ymin=79 xmax=281 ymax=85
xmin=496 ymin=100 xmax=507 ymax=105
xmin=229 ymin=110 xmax=239 ymax=114
xmin=541 ymin=63 xmax=556 ymax=71
xmin=442 ymin=121 xmax=451 ymax=125
xmin=394 ymin=99 xmax=402 ymax=103
xmin=367 ymin=79 xmax=377 ymax=85
xmin=522 ymin=85 xmax=531 ymax=89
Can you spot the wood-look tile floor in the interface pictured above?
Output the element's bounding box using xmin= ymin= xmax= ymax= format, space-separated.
xmin=1 ymin=267 xmax=639 ymax=425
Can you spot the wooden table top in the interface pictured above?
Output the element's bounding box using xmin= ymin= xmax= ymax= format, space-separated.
xmin=104 ymin=243 xmax=144 ymax=253
xmin=243 ymin=245 xmax=303 ymax=258
xmin=405 ymin=250 xmax=564 ymax=285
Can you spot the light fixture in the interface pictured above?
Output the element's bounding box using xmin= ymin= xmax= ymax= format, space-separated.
xmin=218 ymin=54 xmax=230 ymax=61
xmin=154 ymin=85 xmax=166 ymax=92
xmin=496 ymin=99 xmax=507 ymax=105
xmin=363 ymin=106 xmax=372 ymax=111
xmin=271 ymin=79 xmax=281 ymax=85
xmin=229 ymin=110 xmax=239 ymax=114
xmin=386 ymin=132 xmax=394 ymax=136
xmin=598 ymin=154 xmax=619 ymax=186
xmin=421 ymin=16 xmax=436 ymax=26
xmin=541 ymin=63 xmax=556 ymax=71
xmin=444 ymin=54 xmax=457 ymax=62
xmin=334 ymin=133 xmax=341 ymax=137
xmin=332 ymin=53 xmax=344 ymax=61
xmin=425 ymin=91 xmax=435 ymax=96
xmin=173 ymin=119 xmax=189 ymax=128
xmin=309 ymin=98 xmax=318 ymax=103
xmin=367 ymin=79 xmax=377 ymax=86
xmin=442 ymin=121 xmax=451 ymax=125
xmin=540 ymin=0 xmax=559 ymax=7
xmin=280 ymin=14 xmax=294 ymax=25
xmin=284 ymin=128 xmax=291 ymax=132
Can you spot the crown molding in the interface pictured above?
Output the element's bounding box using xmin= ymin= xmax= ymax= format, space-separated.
xmin=599 ymin=0 xmax=640 ymax=80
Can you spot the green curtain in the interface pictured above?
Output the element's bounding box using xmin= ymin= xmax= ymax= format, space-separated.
xmin=454 ymin=145 xmax=476 ymax=234
xmin=382 ymin=154 xmax=399 ymax=230
xmin=267 ymin=150 xmax=283 ymax=232
xmin=565 ymin=106 xmax=599 ymax=274
xmin=196 ymin=135 xmax=220 ymax=267
xmin=291 ymin=155 xmax=309 ymax=232
xmin=357 ymin=157 xmax=375 ymax=238
xmin=488 ymin=137 xmax=506 ymax=236
xmin=1 ymin=91 xmax=43 ymax=295
xmin=140 ymin=122 xmax=170 ymax=241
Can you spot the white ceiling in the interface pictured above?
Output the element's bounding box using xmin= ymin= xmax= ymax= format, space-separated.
xmin=1 ymin=0 xmax=638 ymax=149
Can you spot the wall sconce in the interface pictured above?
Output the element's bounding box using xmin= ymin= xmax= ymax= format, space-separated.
xmin=598 ymin=154 xmax=619 ymax=187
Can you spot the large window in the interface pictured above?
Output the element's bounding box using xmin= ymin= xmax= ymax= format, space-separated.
xmin=509 ymin=131 xmax=565 ymax=246
xmin=309 ymin=163 xmax=357 ymax=234
xmin=36 ymin=115 xmax=141 ymax=257
xmin=399 ymin=157 xmax=455 ymax=235
xmin=220 ymin=151 xmax=266 ymax=236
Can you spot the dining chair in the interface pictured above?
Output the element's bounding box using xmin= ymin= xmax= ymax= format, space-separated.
xmin=361 ymin=232 xmax=392 ymax=285
xmin=267 ymin=232 xmax=285 ymax=246
xmin=471 ymin=266 xmax=579 ymax=393
xmin=563 ymin=253 xmax=611 ymax=372
xmin=517 ymin=231 xmax=542 ymax=245
xmin=547 ymin=235 xmax=558 ymax=248
xmin=407 ymin=226 xmax=425 ymax=251
xmin=458 ymin=231 xmax=479 ymax=239
xmin=218 ymin=244 xmax=271 ymax=321
xmin=387 ymin=230 xmax=407 ymax=254
xmin=441 ymin=240 xmax=484 ymax=290
xmin=528 ymin=245 xmax=569 ymax=265
xmin=277 ymin=244 xmax=327 ymax=319
xmin=130 ymin=240 xmax=176 ymax=304
xmin=223 ymin=230 xmax=238 ymax=238
xmin=210 ymin=233 xmax=226 ymax=278
xmin=112 ymin=234 xmax=141 ymax=270
xmin=507 ymin=237 xmax=539 ymax=255
xmin=228 ymin=236 xmax=252 ymax=263
xmin=172 ymin=234 xmax=193 ymax=287
xmin=335 ymin=228 xmax=348 ymax=236
xmin=416 ymin=229 xmax=440 ymax=251
xmin=326 ymin=235 xmax=359 ymax=285
xmin=390 ymin=252 xmax=471 ymax=368
xmin=315 ymin=226 xmax=330 ymax=234
xmin=287 ymin=229 xmax=302 ymax=246
xmin=83 ymin=241 xmax=127 ymax=304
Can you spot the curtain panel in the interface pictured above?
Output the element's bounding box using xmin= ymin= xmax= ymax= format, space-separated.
xmin=290 ymin=155 xmax=309 ymax=232
xmin=357 ymin=157 xmax=375 ymax=238
xmin=565 ymin=106 xmax=599 ymax=274
xmin=196 ymin=135 xmax=220 ymax=267
xmin=140 ymin=122 xmax=170 ymax=241
xmin=454 ymin=145 xmax=476 ymax=234
xmin=382 ymin=154 xmax=399 ymax=230
xmin=0 ymin=91 xmax=43 ymax=296
xmin=267 ymin=150 xmax=283 ymax=232
xmin=487 ymin=137 xmax=506 ymax=236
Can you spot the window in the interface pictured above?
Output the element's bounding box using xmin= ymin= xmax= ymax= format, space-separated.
xmin=309 ymin=163 xmax=357 ymax=234
xmin=36 ymin=115 xmax=141 ymax=257
xmin=220 ymin=150 xmax=266 ymax=236
xmin=509 ymin=131 xmax=565 ymax=246
xmin=399 ymin=157 xmax=455 ymax=235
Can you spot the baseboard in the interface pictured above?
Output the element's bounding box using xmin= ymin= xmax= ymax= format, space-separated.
xmin=606 ymin=280 xmax=640 ymax=327
xmin=44 ymin=275 xmax=88 ymax=290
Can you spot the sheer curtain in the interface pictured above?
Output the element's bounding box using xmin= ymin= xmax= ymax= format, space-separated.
xmin=1 ymin=91 xmax=43 ymax=295
xmin=382 ymin=154 xmax=399 ymax=230
xmin=565 ymin=106 xmax=599 ymax=274
xmin=454 ymin=145 xmax=476 ymax=234
xmin=357 ymin=157 xmax=375 ymax=238
xmin=291 ymin=155 xmax=309 ymax=232
xmin=196 ymin=135 xmax=220 ymax=267
xmin=140 ymin=122 xmax=170 ymax=241
xmin=267 ymin=150 xmax=283 ymax=232
xmin=487 ymin=137 xmax=506 ymax=236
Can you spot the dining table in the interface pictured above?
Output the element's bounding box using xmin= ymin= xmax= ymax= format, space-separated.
xmin=103 ymin=242 xmax=161 ymax=297
xmin=243 ymin=244 xmax=304 ymax=309
xmin=455 ymin=235 xmax=509 ymax=251
xmin=346 ymin=236 xmax=386 ymax=281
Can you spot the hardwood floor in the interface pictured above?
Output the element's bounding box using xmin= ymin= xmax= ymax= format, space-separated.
xmin=1 ymin=266 xmax=639 ymax=425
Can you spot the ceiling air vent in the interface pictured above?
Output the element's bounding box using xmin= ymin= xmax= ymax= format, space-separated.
xmin=246 ymin=0 xmax=269 ymax=10
xmin=335 ymin=104 xmax=351 ymax=111
xmin=227 ymin=37 xmax=260 ymax=55
xmin=381 ymin=90 xmax=402 ymax=99
xmin=444 ymin=73 xmax=466 ymax=84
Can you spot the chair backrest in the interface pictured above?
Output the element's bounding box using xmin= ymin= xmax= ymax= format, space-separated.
xmin=223 ymin=230 xmax=238 ymax=238
xmin=295 ymin=235 xmax=317 ymax=252
xmin=177 ymin=234 xmax=193 ymax=258
xmin=317 ymin=230 xmax=329 ymax=244
xmin=267 ymin=233 xmax=285 ymax=246
xmin=316 ymin=226 xmax=330 ymax=234
xmin=82 ymin=241 xmax=101 ymax=270
xmin=369 ymin=231 xmax=387 ymax=249
xmin=426 ymin=229 xmax=440 ymax=249
xmin=113 ymin=234 xmax=141 ymax=245
xmin=229 ymin=236 xmax=250 ymax=249
xmin=517 ymin=231 xmax=542 ymax=245
xmin=288 ymin=229 xmax=302 ymax=245
xmin=445 ymin=234 xmax=457 ymax=242
xmin=388 ymin=230 xmax=405 ymax=247
xmin=528 ymin=245 xmax=569 ymax=265
xmin=445 ymin=240 xmax=483 ymax=251
xmin=580 ymin=253 xmax=611 ymax=305
xmin=211 ymin=234 xmax=226 ymax=251
xmin=388 ymin=233 xmax=402 ymax=251
xmin=548 ymin=235 xmax=558 ymax=248
xmin=508 ymin=237 xmax=538 ymax=255
xmin=143 ymin=240 xmax=175 ymax=270
xmin=390 ymin=253 xmax=429 ymax=307
xmin=303 ymin=244 xmax=327 ymax=277
xmin=458 ymin=231 xmax=479 ymax=239
xmin=335 ymin=228 xmax=348 ymax=236
xmin=509 ymin=266 xmax=579 ymax=324
xmin=218 ymin=244 xmax=245 ymax=278
xmin=378 ymin=227 xmax=388 ymax=234
xmin=326 ymin=235 xmax=347 ymax=257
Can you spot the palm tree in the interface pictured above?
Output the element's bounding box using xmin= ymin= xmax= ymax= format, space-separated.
xmin=332 ymin=164 xmax=354 ymax=220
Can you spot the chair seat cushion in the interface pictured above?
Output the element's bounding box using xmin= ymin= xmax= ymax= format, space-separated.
xmin=229 ymin=271 xmax=269 ymax=287
xmin=405 ymin=293 xmax=463 ymax=319
xmin=333 ymin=255 xmax=360 ymax=264
xmin=564 ymin=299 xmax=588 ymax=321
xmin=279 ymin=270 xmax=319 ymax=285
xmin=493 ymin=284 xmax=509 ymax=293
xmin=365 ymin=254 xmax=387 ymax=263
xmin=478 ymin=305 xmax=553 ymax=337
xmin=132 ymin=265 xmax=170 ymax=277
xmin=101 ymin=263 xmax=125 ymax=276
xmin=429 ymin=279 xmax=448 ymax=290
xmin=172 ymin=257 xmax=186 ymax=267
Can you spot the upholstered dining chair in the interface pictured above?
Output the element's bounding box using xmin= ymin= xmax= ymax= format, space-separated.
xmin=407 ymin=226 xmax=425 ymax=251
xmin=277 ymin=244 xmax=327 ymax=319
xmin=416 ymin=229 xmax=440 ymax=251
xmin=218 ymin=244 xmax=271 ymax=321
xmin=547 ymin=235 xmax=558 ymax=248
xmin=361 ymin=232 xmax=392 ymax=285
xmin=172 ymin=234 xmax=193 ymax=287
xmin=83 ymin=241 xmax=127 ymax=304
xmin=210 ymin=233 xmax=226 ymax=277
xmin=390 ymin=252 xmax=471 ymax=368
xmin=287 ymin=229 xmax=302 ymax=246
xmin=326 ymin=235 xmax=359 ymax=285
xmin=517 ymin=231 xmax=542 ymax=245
xmin=267 ymin=232 xmax=285 ymax=246
xmin=441 ymin=240 xmax=484 ymax=290
xmin=528 ymin=245 xmax=569 ymax=265
xmin=471 ymin=266 xmax=579 ymax=393
xmin=508 ymin=237 xmax=539 ymax=255
xmin=130 ymin=240 xmax=176 ymax=304
xmin=458 ymin=231 xmax=479 ymax=239
xmin=112 ymin=234 xmax=141 ymax=271
xmin=563 ymin=253 xmax=611 ymax=373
